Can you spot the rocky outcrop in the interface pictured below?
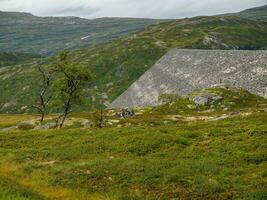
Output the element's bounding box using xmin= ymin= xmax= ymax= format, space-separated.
xmin=108 ymin=49 xmax=267 ymax=108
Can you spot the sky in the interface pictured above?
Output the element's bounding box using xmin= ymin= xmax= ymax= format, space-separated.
xmin=0 ymin=0 xmax=266 ymax=19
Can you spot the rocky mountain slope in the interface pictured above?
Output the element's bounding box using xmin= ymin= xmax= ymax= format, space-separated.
xmin=1 ymin=15 xmax=267 ymax=113
xmin=109 ymin=49 xmax=267 ymax=108
xmin=0 ymin=11 xmax=165 ymax=56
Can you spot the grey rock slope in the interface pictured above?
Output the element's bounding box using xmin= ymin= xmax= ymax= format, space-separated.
xmin=109 ymin=49 xmax=267 ymax=108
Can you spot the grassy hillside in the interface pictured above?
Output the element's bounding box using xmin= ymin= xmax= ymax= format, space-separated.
xmin=230 ymin=4 xmax=267 ymax=22
xmin=0 ymin=87 xmax=266 ymax=199
xmin=0 ymin=52 xmax=41 ymax=68
xmin=1 ymin=16 xmax=267 ymax=113
xmin=0 ymin=11 xmax=165 ymax=56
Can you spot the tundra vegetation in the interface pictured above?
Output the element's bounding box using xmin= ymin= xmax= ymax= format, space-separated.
xmin=0 ymin=87 xmax=266 ymax=200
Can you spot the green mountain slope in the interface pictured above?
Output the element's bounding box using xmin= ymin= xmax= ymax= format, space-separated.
xmin=1 ymin=16 xmax=267 ymax=113
xmin=0 ymin=11 xmax=165 ymax=56
xmin=228 ymin=4 xmax=267 ymax=22
xmin=0 ymin=52 xmax=41 ymax=68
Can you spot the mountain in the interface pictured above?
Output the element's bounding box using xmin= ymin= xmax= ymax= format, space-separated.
xmin=227 ymin=4 xmax=267 ymax=22
xmin=109 ymin=49 xmax=267 ymax=108
xmin=0 ymin=11 xmax=165 ymax=56
xmin=1 ymin=15 xmax=267 ymax=113
xmin=0 ymin=52 xmax=41 ymax=67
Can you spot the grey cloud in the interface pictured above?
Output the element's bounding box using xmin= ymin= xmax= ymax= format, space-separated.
xmin=0 ymin=0 xmax=266 ymax=19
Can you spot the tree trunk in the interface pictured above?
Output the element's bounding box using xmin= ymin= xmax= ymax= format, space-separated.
xmin=40 ymin=111 xmax=44 ymax=123
xmin=59 ymin=99 xmax=71 ymax=128
xmin=59 ymin=112 xmax=68 ymax=128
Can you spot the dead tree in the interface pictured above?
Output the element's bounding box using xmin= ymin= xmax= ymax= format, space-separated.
xmin=32 ymin=66 xmax=52 ymax=123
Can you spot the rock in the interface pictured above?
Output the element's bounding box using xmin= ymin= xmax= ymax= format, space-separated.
xmin=80 ymin=120 xmax=92 ymax=128
xmin=189 ymin=93 xmax=223 ymax=106
xmin=0 ymin=126 xmax=17 ymax=132
xmin=190 ymin=96 xmax=209 ymax=106
xmin=210 ymin=105 xmax=215 ymax=109
xmin=211 ymin=95 xmax=223 ymax=102
xmin=187 ymin=104 xmax=196 ymax=109
xmin=116 ymin=108 xmax=135 ymax=118
xmin=34 ymin=122 xmax=57 ymax=130
xmin=17 ymin=120 xmax=37 ymax=130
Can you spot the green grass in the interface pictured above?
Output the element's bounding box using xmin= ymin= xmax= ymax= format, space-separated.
xmin=0 ymin=88 xmax=266 ymax=199
xmin=0 ymin=177 xmax=48 ymax=200
xmin=0 ymin=113 xmax=266 ymax=199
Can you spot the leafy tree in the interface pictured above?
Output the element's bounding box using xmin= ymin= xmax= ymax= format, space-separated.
xmin=32 ymin=65 xmax=53 ymax=123
xmin=52 ymin=52 xmax=94 ymax=128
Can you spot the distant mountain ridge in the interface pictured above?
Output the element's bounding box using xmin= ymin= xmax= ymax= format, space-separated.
xmin=1 ymin=4 xmax=266 ymax=56
xmin=0 ymin=11 xmax=165 ymax=56
xmin=225 ymin=4 xmax=267 ymax=22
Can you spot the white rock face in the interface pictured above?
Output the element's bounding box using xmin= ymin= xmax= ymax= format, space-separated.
xmin=108 ymin=49 xmax=267 ymax=108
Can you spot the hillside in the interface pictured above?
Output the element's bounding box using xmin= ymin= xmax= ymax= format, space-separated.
xmin=230 ymin=4 xmax=267 ymax=22
xmin=0 ymin=87 xmax=266 ymax=199
xmin=0 ymin=11 xmax=164 ymax=56
xmin=0 ymin=52 xmax=41 ymax=67
xmin=1 ymin=16 xmax=267 ymax=113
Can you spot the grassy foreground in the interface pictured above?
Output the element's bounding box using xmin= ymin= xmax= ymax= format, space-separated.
xmin=0 ymin=99 xmax=266 ymax=199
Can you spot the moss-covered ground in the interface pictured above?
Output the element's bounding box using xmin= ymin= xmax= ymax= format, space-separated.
xmin=0 ymin=88 xmax=266 ymax=200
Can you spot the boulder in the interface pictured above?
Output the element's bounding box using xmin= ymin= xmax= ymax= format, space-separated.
xmin=116 ymin=108 xmax=135 ymax=118
xmin=34 ymin=121 xmax=58 ymax=130
xmin=189 ymin=93 xmax=223 ymax=106
xmin=190 ymin=96 xmax=209 ymax=106
xmin=17 ymin=120 xmax=37 ymax=130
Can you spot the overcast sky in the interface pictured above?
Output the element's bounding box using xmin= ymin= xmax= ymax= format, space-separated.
xmin=0 ymin=0 xmax=266 ymax=19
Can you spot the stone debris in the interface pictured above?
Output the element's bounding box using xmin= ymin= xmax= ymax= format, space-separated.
xmin=108 ymin=49 xmax=267 ymax=108
xmin=116 ymin=108 xmax=135 ymax=118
